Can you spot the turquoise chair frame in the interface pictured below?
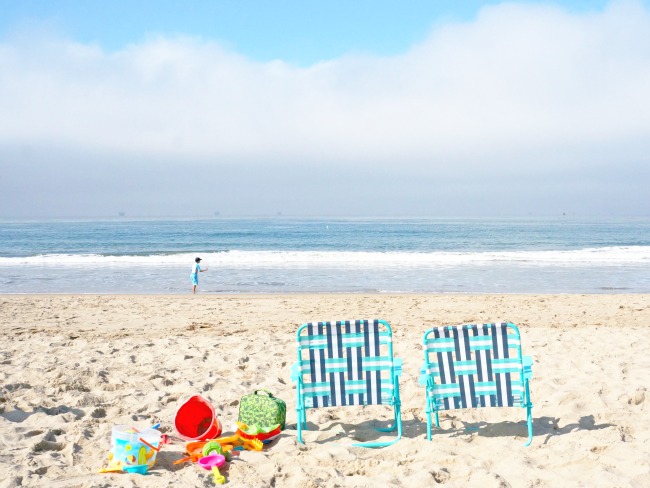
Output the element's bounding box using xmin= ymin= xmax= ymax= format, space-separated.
xmin=419 ymin=322 xmax=533 ymax=446
xmin=292 ymin=319 xmax=402 ymax=448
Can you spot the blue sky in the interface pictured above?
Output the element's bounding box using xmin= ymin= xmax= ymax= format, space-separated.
xmin=1 ymin=1 xmax=615 ymax=64
xmin=1 ymin=1 xmax=650 ymax=217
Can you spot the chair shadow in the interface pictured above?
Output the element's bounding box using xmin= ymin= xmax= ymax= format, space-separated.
xmin=428 ymin=414 xmax=615 ymax=444
xmin=534 ymin=415 xmax=615 ymax=445
xmin=286 ymin=415 xmax=426 ymax=445
xmin=266 ymin=413 xmax=615 ymax=445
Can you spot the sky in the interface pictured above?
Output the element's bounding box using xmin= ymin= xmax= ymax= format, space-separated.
xmin=1 ymin=0 xmax=649 ymax=218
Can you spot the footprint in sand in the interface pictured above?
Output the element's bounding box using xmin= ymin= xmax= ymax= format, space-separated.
xmin=33 ymin=440 xmax=65 ymax=452
xmin=628 ymin=388 xmax=646 ymax=405
xmin=5 ymin=382 xmax=32 ymax=392
xmin=33 ymin=430 xmax=65 ymax=452
xmin=25 ymin=429 xmax=45 ymax=437
xmin=91 ymin=407 xmax=106 ymax=418
xmin=431 ymin=468 xmax=451 ymax=484
xmin=618 ymin=425 xmax=634 ymax=442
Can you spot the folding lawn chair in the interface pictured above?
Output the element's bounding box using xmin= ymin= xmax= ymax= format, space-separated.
xmin=291 ymin=319 xmax=402 ymax=448
xmin=419 ymin=322 xmax=533 ymax=446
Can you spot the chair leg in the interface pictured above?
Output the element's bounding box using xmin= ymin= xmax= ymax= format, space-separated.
xmin=524 ymin=406 xmax=533 ymax=446
xmin=378 ymin=385 xmax=401 ymax=434
xmin=396 ymin=402 xmax=403 ymax=439
xmin=354 ymin=437 xmax=401 ymax=448
xmin=425 ymin=398 xmax=433 ymax=440
xmin=524 ymin=379 xmax=533 ymax=446
xmin=426 ymin=401 xmax=441 ymax=440
xmin=296 ymin=406 xmax=305 ymax=444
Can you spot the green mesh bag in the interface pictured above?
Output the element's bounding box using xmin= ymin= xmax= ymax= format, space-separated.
xmin=237 ymin=390 xmax=286 ymax=430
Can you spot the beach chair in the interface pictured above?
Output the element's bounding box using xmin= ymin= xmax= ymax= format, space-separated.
xmin=291 ymin=319 xmax=402 ymax=448
xmin=419 ymin=322 xmax=533 ymax=446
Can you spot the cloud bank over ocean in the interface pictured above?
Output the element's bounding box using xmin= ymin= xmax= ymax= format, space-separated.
xmin=1 ymin=1 xmax=649 ymax=217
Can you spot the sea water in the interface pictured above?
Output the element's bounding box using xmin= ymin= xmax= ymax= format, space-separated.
xmin=1 ymin=217 xmax=649 ymax=294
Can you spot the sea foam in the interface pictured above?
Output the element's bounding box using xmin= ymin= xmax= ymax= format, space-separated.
xmin=1 ymin=246 xmax=648 ymax=268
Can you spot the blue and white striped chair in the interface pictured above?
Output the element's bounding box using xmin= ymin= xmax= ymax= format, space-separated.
xmin=292 ymin=319 xmax=403 ymax=448
xmin=419 ymin=322 xmax=533 ymax=446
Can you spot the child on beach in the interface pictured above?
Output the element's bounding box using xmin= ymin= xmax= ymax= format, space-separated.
xmin=191 ymin=257 xmax=208 ymax=294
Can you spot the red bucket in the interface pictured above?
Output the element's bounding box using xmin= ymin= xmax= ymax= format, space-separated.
xmin=174 ymin=395 xmax=222 ymax=441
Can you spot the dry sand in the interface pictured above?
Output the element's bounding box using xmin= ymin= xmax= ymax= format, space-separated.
xmin=1 ymin=294 xmax=649 ymax=487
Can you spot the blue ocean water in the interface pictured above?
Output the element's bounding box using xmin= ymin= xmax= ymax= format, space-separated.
xmin=1 ymin=217 xmax=649 ymax=294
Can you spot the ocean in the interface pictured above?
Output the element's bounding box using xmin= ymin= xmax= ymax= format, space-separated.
xmin=1 ymin=217 xmax=649 ymax=294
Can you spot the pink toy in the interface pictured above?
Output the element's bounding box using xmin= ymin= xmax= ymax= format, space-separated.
xmin=197 ymin=454 xmax=226 ymax=470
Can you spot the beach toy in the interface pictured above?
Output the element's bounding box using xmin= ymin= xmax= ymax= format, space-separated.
xmin=98 ymin=462 xmax=125 ymax=474
xmin=212 ymin=467 xmax=226 ymax=484
xmin=197 ymin=455 xmax=227 ymax=484
xmin=108 ymin=425 xmax=162 ymax=471
xmin=175 ymin=395 xmax=222 ymax=441
xmin=203 ymin=441 xmax=223 ymax=456
xmin=123 ymin=464 xmax=148 ymax=474
xmin=213 ymin=434 xmax=264 ymax=452
xmin=173 ymin=440 xmax=234 ymax=465
xmin=197 ymin=454 xmax=226 ymax=470
xmin=174 ymin=427 xmax=265 ymax=467
xmin=236 ymin=423 xmax=282 ymax=443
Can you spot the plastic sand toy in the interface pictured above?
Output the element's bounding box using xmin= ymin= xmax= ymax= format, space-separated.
xmin=99 ymin=424 xmax=163 ymax=474
xmin=236 ymin=423 xmax=282 ymax=443
xmin=197 ymin=454 xmax=226 ymax=470
xmin=174 ymin=440 xmax=234 ymax=465
xmin=175 ymin=395 xmax=222 ymax=441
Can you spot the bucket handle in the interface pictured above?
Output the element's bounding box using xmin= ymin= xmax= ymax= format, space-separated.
xmin=139 ymin=437 xmax=162 ymax=452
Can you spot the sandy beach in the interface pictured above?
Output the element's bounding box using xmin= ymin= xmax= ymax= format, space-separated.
xmin=1 ymin=293 xmax=649 ymax=487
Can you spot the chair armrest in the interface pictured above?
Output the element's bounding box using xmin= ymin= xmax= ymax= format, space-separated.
xmin=418 ymin=364 xmax=429 ymax=386
xmin=290 ymin=362 xmax=300 ymax=383
xmin=393 ymin=358 xmax=403 ymax=378
xmin=522 ymin=355 xmax=533 ymax=380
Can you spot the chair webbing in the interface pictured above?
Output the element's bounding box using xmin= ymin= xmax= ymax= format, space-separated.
xmin=424 ymin=323 xmax=524 ymax=410
xmin=300 ymin=320 xmax=393 ymax=407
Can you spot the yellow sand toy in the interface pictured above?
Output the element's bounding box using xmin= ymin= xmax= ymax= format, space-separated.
xmin=213 ymin=434 xmax=263 ymax=452
xmin=212 ymin=466 xmax=226 ymax=484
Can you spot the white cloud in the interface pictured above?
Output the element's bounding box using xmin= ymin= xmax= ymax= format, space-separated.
xmin=1 ymin=0 xmax=650 ymax=216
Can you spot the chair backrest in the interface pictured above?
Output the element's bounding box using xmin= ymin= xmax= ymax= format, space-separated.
xmin=296 ymin=319 xmax=396 ymax=408
xmin=422 ymin=322 xmax=526 ymax=411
